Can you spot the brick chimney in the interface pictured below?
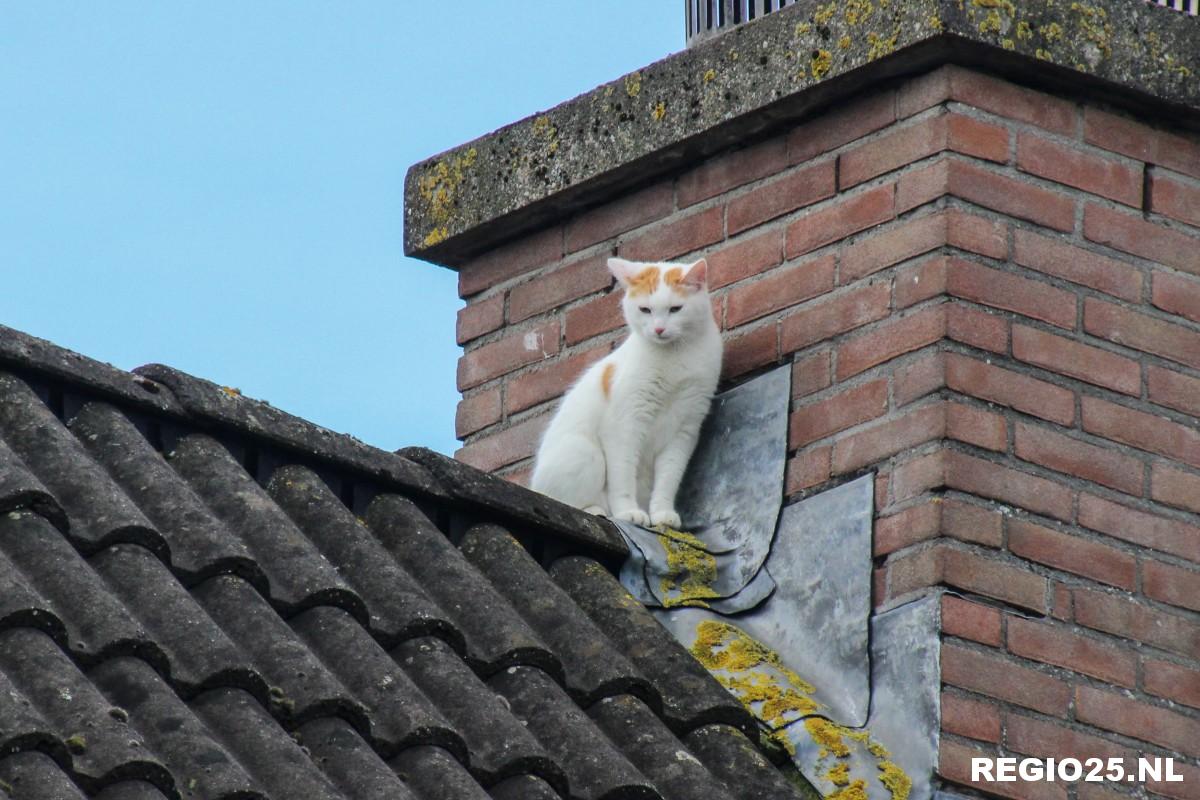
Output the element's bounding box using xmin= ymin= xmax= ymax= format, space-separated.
xmin=406 ymin=1 xmax=1200 ymax=796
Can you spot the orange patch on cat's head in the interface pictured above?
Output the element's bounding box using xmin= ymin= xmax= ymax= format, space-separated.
xmin=601 ymin=362 xmax=616 ymax=398
xmin=663 ymin=266 xmax=685 ymax=289
xmin=625 ymin=266 xmax=661 ymax=297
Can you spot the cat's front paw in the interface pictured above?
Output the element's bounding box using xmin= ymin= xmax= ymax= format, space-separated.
xmin=613 ymin=507 xmax=651 ymax=527
xmin=650 ymin=509 xmax=682 ymax=529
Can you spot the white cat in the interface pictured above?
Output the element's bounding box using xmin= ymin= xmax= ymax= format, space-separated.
xmin=531 ymin=257 xmax=722 ymax=528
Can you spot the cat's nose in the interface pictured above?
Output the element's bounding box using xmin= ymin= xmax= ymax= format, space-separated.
xmin=654 ymin=325 xmax=666 ymax=335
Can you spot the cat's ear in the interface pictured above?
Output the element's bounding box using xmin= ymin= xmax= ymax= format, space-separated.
xmin=683 ymin=258 xmax=708 ymax=289
xmin=608 ymin=257 xmax=640 ymax=286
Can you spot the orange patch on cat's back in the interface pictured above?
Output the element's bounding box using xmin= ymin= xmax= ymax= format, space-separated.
xmin=601 ymin=363 xmax=616 ymax=398
xmin=626 ymin=266 xmax=660 ymax=296
xmin=663 ymin=266 xmax=685 ymax=289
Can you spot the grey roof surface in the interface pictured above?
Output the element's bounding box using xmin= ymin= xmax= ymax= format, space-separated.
xmin=0 ymin=323 xmax=806 ymax=800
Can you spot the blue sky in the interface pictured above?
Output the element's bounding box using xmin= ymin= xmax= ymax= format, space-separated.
xmin=1 ymin=3 xmax=680 ymax=455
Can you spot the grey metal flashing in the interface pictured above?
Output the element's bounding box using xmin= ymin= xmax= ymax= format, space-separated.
xmin=405 ymin=0 xmax=1199 ymax=267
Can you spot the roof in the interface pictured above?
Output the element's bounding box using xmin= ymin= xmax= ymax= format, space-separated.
xmin=0 ymin=323 xmax=809 ymax=800
xmin=403 ymin=0 xmax=1199 ymax=266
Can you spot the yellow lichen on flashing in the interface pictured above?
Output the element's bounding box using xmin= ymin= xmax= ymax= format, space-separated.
xmin=814 ymin=2 xmax=837 ymax=24
xmin=978 ymin=9 xmax=1003 ymax=34
xmin=929 ymin=14 xmax=944 ymax=32
xmin=1035 ymin=48 xmax=1053 ymax=60
xmin=804 ymin=718 xmax=851 ymax=758
xmin=844 ymin=0 xmax=874 ymax=26
xmin=652 ymin=101 xmax=667 ymax=121
xmin=660 ymin=530 xmax=720 ymax=607
xmin=878 ymin=761 xmax=913 ymax=800
xmin=795 ymin=21 xmax=812 ymax=36
xmin=972 ymin=0 xmax=1015 ymax=13
xmin=625 ymin=71 xmax=642 ymax=97
xmin=416 ymin=145 xmax=479 ymax=242
xmin=1001 ymin=38 xmax=1015 ymax=49
xmin=221 ymin=386 xmax=242 ymax=397
xmin=866 ymin=28 xmax=899 ymax=60
xmin=729 ymin=49 xmax=740 ymax=61
xmin=1040 ymin=21 xmax=1064 ymax=42
xmin=1016 ymin=20 xmax=1032 ymax=40
xmin=826 ymin=761 xmax=851 ymax=787
xmin=1070 ymin=2 xmax=1112 ymax=59
xmin=829 ymin=780 xmax=869 ymax=800
xmin=811 ymin=49 xmax=833 ymax=80
xmin=702 ymin=68 xmax=717 ymax=83
xmin=838 ymin=35 xmax=852 ymax=49
xmin=423 ymin=226 xmax=450 ymax=247
xmin=768 ymin=728 xmax=798 ymax=757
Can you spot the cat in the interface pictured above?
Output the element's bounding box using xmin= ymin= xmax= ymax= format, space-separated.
xmin=531 ymin=256 xmax=722 ymax=529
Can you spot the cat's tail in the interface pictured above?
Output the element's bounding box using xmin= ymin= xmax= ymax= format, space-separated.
xmin=530 ymin=432 xmax=607 ymax=514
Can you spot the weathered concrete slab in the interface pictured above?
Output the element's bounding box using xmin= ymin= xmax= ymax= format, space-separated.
xmin=405 ymin=0 xmax=1199 ymax=265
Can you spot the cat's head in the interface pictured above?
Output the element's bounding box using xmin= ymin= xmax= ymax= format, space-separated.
xmin=608 ymin=257 xmax=712 ymax=345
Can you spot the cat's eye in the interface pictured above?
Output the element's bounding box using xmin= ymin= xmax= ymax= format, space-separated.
xmin=668 ymin=305 xmax=683 ymax=313
xmin=639 ymin=307 xmax=651 ymax=314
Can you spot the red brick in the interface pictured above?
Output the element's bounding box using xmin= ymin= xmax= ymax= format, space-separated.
xmin=894 ymin=256 xmax=948 ymax=309
xmin=890 ymin=449 xmax=947 ymax=504
xmin=944 ymin=450 xmax=1074 ymax=522
xmin=832 ymin=402 xmax=946 ymax=474
xmin=841 ymin=212 xmax=945 ymax=282
xmin=942 ymin=548 xmax=1050 ymax=614
xmin=459 ymin=227 xmax=563 ymax=297
xmin=942 ymin=498 xmax=1004 ymax=548
xmin=1152 ymin=270 xmax=1200 ymax=325
xmin=1143 ymin=559 xmax=1200 ymax=613
xmin=894 ymin=350 xmax=945 ymax=406
xmin=942 ymin=643 xmax=1070 ymax=716
xmin=938 ymin=738 xmax=1069 ymax=800
xmin=509 ymin=255 xmax=611 ymax=323
xmin=500 ymin=465 xmax=531 ymax=487
xmin=1009 ymin=518 xmax=1136 ymax=590
xmin=1081 ymin=395 xmax=1200 ymax=468
xmin=946 ymin=402 xmax=1007 ymax=452
xmin=457 ymin=321 xmax=560 ymax=390
xmin=566 ymin=182 xmax=674 ymax=252
xmin=942 ymin=594 xmax=1002 ymax=646
xmin=678 ymin=139 xmax=788 ymax=208
xmin=1012 ymin=325 xmax=1140 ymax=396
xmin=1149 ymin=366 xmax=1200 ymax=419
xmin=785 ymin=446 xmax=831 ymax=495
xmin=1078 ymin=493 xmax=1200 ymax=564
xmin=564 ymin=291 xmax=623 ymax=346
xmin=778 ymin=281 xmax=891 ymax=354
xmin=1151 ymin=171 xmax=1200 ymax=228
xmin=722 ymin=323 xmax=779 ymax=381
xmin=875 ymin=501 xmax=941 ymax=556
xmin=1004 ymin=713 xmax=1134 ymax=762
xmin=835 ymin=305 xmax=946 ymax=380
xmin=455 ymin=413 xmax=547 ymax=472
xmin=455 ymin=387 xmax=501 ymax=439
xmin=896 ymin=159 xmax=949 ymax=214
xmin=1013 ymin=229 xmax=1143 ymax=302
xmin=1076 ymin=685 xmax=1200 ymax=758
xmin=946 ymin=209 xmax=1008 ymax=260
xmin=839 ymin=115 xmax=946 ymax=189
xmin=947 ymin=258 xmax=1076 ymax=330
xmin=1084 ymin=203 xmax=1200 ymax=276
xmin=945 ymin=354 xmax=1075 ymax=427
xmin=882 ymin=544 xmax=943 ymax=599
xmin=784 ymin=184 xmax=896 ymax=258
xmin=947 ymin=159 xmax=1075 ymax=232
xmin=1017 ymin=132 xmax=1143 ymax=206
xmin=1145 ymin=659 xmax=1200 ymax=710
xmin=946 ymin=113 xmax=1010 ymax=164
xmin=790 ymin=379 xmax=888 ymax=447
xmin=1086 ymin=297 xmax=1200 ymax=370
xmin=727 ymin=160 xmax=836 ymax=235
xmin=506 ymin=347 xmax=607 ymax=414
xmin=942 ymin=692 xmax=1000 ymax=743
xmin=946 ymin=303 xmax=1009 ymax=354
xmin=1014 ymin=422 xmax=1143 ymax=496
xmin=1084 ymin=107 xmax=1200 ymax=180
xmin=1051 ymin=582 xmax=1073 ymax=621
xmin=791 ymin=350 xmax=832 ymax=399
xmin=725 ymin=255 xmax=835 ymax=327
xmin=1073 ymin=586 xmax=1200 ymax=659
xmin=1151 ymin=462 xmax=1200 ymax=515
xmin=1148 ymin=759 xmax=1200 ymax=800
xmin=787 ymin=89 xmax=897 ymax=163
xmin=456 ymin=294 xmax=505 ymax=345
xmin=897 ymin=66 xmax=951 ymax=118
xmin=618 ymin=205 xmax=724 ymax=262
xmin=707 ymin=229 xmax=783 ymax=290
xmin=1007 ymin=616 xmax=1137 ymax=686
xmin=948 ymin=67 xmax=1076 ymax=136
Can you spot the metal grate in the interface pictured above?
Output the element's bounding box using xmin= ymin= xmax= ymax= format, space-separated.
xmin=685 ymin=0 xmax=801 ymax=46
xmin=686 ymin=0 xmax=1196 ymax=46
xmin=1144 ymin=0 xmax=1198 ymax=14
